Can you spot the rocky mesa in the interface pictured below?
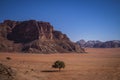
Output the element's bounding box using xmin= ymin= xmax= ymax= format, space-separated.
xmin=0 ymin=20 xmax=84 ymax=53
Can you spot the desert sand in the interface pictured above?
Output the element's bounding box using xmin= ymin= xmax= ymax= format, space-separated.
xmin=0 ymin=48 xmax=120 ymax=80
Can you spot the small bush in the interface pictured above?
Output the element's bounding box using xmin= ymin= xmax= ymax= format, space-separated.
xmin=31 ymin=69 xmax=34 ymax=71
xmin=6 ymin=57 xmax=11 ymax=60
xmin=52 ymin=60 xmax=65 ymax=72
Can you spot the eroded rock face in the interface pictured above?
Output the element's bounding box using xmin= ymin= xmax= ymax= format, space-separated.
xmin=7 ymin=20 xmax=39 ymax=43
xmin=7 ymin=20 xmax=69 ymax=43
xmin=0 ymin=20 xmax=84 ymax=53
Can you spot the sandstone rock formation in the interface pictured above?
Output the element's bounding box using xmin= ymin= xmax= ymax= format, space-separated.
xmin=0 ymin=20 xmax=84 ymax=53
xmin=0 ymin=63 xmax=15 ymax=80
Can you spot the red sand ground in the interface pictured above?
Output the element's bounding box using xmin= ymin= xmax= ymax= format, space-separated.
xmin=0 ymin=48 xmax=120 ymax=80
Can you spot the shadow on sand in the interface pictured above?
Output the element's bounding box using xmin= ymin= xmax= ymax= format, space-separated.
xmin=41 ymin=70 xmax=59 ymax=72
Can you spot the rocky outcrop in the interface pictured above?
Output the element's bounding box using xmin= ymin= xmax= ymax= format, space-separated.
xmin=76 ymin=39 xmax=120 ymax=48
xmin=6 ymin=20 xmax=69 ymax=43
xmin=0 ymin=63 xmax=15 ymax=80
xmin=0 ymin=20 xmax=84 ymax=53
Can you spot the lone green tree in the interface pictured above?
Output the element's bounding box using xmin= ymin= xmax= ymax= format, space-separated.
xmin=52 ymin=60 xmax=65 ymax=72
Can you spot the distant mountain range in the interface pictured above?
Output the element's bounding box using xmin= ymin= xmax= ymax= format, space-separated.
xmin=76 ymin=39 xmax=120 ymax=48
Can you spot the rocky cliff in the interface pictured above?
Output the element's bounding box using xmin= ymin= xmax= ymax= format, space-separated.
xmin=76 ymin=39 xmax=120 ymax=48
xmin=0 ymin=20 xmax=84 ymax=53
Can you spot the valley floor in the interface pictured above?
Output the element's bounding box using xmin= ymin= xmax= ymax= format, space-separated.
xmin=0 ymin=48 xmax=120 ymax=80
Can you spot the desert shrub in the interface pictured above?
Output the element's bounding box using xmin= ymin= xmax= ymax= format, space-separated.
xmin=6 ymin=57 xmax=11 ymax=60
xmin=52 ymin=60 xmax=65 ymax=71
xmin=31 ymin=68 xmax=34 ymax=71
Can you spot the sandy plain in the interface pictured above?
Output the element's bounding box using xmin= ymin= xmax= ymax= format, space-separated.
xmin=0 ymin=48 xmax=120 ymax=80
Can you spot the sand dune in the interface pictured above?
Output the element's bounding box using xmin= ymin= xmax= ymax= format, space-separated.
xmin=0 ymin=48 xmax=120 ymax=80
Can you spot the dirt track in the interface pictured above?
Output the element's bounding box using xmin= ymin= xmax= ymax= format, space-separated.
xmin=0 ymin=48 xmax=120 ymax=80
